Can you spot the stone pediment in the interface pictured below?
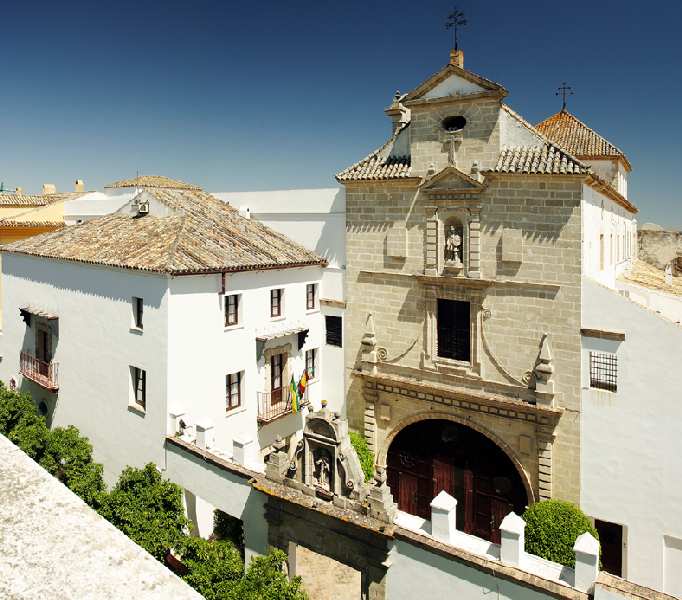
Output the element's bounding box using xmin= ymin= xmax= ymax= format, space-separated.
xmin=421 ymin=166 xmax=486 ymax=196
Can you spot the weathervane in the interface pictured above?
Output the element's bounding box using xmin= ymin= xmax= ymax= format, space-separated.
xmin=556 ymin=82 xmax=574 ymax=111
xmin=445 ymin=6 xmax=467 ymax=51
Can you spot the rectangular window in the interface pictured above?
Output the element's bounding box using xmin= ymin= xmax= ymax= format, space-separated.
xmin=437 ymin=299 xmax=471 ymax=362
xmin=305 ymin=348 xmax=317 ymax=379
xmin=131 ymin=366 xmax=146 ymax=409
xmin=306 ymin=283 xmax=316 ymax=310
xmin=590 ymin=351 xmax=617 ymax=392
xmin=226 ymin=371 xmax=242 ymax=411
xmin=225 ymin=294 xmax=240 ymax=327
xmin=132 ymin=297 xmax=144 ymax=329
xmin=271 ymin=288 xmax=283 ymax=318
xmin=325 ymin=316 xmax=342 ymax=347
xmin=599 ymin=234 xmax=604 ymax=271
xmin=595 ymin=520 xmax=623 ymax=577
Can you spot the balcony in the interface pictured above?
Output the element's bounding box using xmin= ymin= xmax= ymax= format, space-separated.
xmin=257 ymin=388 xmax=308 ymax=424
xmin=20 ymin=351 xmax=59 ymax=391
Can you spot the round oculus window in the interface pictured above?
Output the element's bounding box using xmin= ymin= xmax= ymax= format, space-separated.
xmin=442 ymin=115 xmax=467 ymax=132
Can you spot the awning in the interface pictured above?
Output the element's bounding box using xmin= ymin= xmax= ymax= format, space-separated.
xmin=20 ymin=306 xmax=58 ymax=320
xmin=255 ymin=322 xmax=307 ymax=342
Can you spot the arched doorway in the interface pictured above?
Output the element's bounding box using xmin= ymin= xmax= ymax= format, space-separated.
xmin=386 ymin=419 xmax=528 ymax=543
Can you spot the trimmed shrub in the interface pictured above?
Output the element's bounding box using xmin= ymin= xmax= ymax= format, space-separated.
xmin=523 ymin=500 xmax=599 ymax=567
xmin=349 ymin=431 xmax=374 ymax=482
xmin=99 ymin=463 xmax=188 ymax=560
xmin=227 ymin=548 xmax=307 ymax=600
xmin=0 ymin=386 xmax=49 ymax=460
xmin=213 ymin=509 xmax=245 ymax=553
xmin=178 ymin=537 xmax=243 ymax=600
xmin=39 ymin=425 xmax=106 ymax=508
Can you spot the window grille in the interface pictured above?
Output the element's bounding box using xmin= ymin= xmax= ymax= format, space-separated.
xmin=590 ymin=351 xmax=617 ymax=392
xmin=306 ymin=284 xmax=316 ymax=310
xmin=271 ymin=289 xmax=283 ymax=317
xmin=132 ymin=367 xmax=146 ymax=409
xmin=225 ymin=294 xmax=239 ymax=326
xmin=325 ymin=316 xmax=342 ymax=347
xmin=226 ymin=372 xmax=242 ymax=410
xmin=437 ymin=299 xmax=471 ymax=362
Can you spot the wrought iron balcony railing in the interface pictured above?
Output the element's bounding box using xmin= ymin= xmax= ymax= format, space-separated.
xmin=257 ymin=388 xmax=308 ymax=424
xmin=20 ymin=351 xmax=59 ymax=391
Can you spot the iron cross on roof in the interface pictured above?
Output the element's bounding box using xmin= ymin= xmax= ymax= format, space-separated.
xmin=445 ymin=6 xmax=467 ymax=51
xmin=556 ymin=82 xmax=574 ymax=111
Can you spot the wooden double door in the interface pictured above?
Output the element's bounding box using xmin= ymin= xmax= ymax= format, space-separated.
xmin=386 ymin=420 xmax=526 ymax=543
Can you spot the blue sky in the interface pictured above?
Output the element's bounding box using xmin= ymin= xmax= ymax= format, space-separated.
xmin=1 ymin=0 xmax=680 ymax=227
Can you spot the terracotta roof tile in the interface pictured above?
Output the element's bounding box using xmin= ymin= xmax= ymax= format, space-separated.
xmin=0 ymin=192 xmax=79 ymax=207
xmin=535 ymin=110 xmax=630 ymax=168
xmin=492 ymin=145 xmax=589 ymax=175
xmin=105 ymin=175 xmax=202 ymax=190
xmin=336 ymin=124 xmax=413 ymax=182
xmin=3 ymin=189 xmax=325 ymax=274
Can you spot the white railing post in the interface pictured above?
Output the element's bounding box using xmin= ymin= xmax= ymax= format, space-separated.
xmin=430 ymin=491 xmax=458 ymax=543
xmin=195 ymin=420 xmax=214 ymax=450
xmin=499 ymin=512 xmax=526 ymax=566
xmin=573 ymin=532 xmax=600 ymax=592
xmin=233 ymin=435 xmax=254 ymax=467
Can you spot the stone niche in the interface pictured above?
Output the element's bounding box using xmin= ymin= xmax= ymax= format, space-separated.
xmin=264 ymin=407 xmax=397 ymax=523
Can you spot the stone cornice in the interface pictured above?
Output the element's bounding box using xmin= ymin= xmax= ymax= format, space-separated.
xmin=404 ymin=90 xmax=505 ymax=108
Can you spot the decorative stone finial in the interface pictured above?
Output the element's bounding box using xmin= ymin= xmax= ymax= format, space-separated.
xmin=361 ymin=313 xmax=379 ymax=373
xmin=534 ymin=333 xmax=555 ymax=394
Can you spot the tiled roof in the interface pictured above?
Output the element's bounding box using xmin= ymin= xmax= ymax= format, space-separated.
xmin=336 ymin=124 xmax=414 ymax=182
xmin=535 ymin=110 xmax=630 ymax=169
xmin=0 ymin=192 xmax=78 ymax=207
xmin=105 ymin=175 xmax=202 ymax=190
xmin=3 ymin=188 xmax=325 ymax=274
xmin=492 ymin=145 xmax=589 ymax=175
xmin=0 ymin=220 xmax=64 ymax=229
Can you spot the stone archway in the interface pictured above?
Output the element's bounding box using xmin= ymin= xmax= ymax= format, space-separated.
xmin=383 ymin=414 xmax=533 ymax=543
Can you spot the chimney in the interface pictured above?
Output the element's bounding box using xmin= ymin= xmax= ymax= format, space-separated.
xmin=74 ymin=179 xmax=85 ymax=193
xmin=449 ymin=49 xmax=464 ymax=68
xmin=42 ymin=183 xmax=57 ymax=195
xmin=384 ymin=90 xmax=406 ymax=134
xmin=14 ymin=187 xmax=22 ymax=194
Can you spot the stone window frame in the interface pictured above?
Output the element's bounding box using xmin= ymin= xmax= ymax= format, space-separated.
xmin=423 ymin=284 xmax=482 ymax=376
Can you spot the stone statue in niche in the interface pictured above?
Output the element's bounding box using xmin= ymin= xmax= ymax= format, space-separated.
xmin=313 ymin=448 xmax=332 ymax=491
xmin=445 ymin=224 xmax=463 ymax=266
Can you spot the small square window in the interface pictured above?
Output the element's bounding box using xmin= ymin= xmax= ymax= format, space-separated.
xmin=225 ymin=294 xmax=240 ymax=327
xmin=132 ymin=297 xmax=144 ymax=330
xmin=130 ymin=366 xmax=146 ymax=410
xmin=226 ymin=371 xmax=242 ymax=411
xmin=306 ymin=284 xmax=317 ymax=310
xmin=325 ymin=316 xmax=342 ymax=347
xmin=305 ymin=348 xmax=317 ymax=379
xmin=590 ymin=351 xmax=617 ymax=392
xmin=271 ymin=289 xmax=283 ymax=318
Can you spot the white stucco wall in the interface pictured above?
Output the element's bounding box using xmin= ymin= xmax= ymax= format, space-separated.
xmin=582 ymin=185 xmax=636 ymax=288
xmin=167 ymin=265 xmax=328 ymax=465
xmin=387 ymin=539 xmax=558 ymax=600
xmin=581 ymin=277 xmax=682 ymax=594
xmin=615 ymin=280 xmax=682 ymax=325
xmin=213 ymin=188 xmax=347 ymax=414
xmin=0 ymin=254 xmax=170 ymax=484
xmin=63 ymin=189 xmax=134 ymax=225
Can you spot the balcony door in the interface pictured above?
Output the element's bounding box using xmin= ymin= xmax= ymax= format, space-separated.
xmin=35 ymin=327 xmax=52 ymax=376
xmin=270 ymin=353 xmax=285 ymax=405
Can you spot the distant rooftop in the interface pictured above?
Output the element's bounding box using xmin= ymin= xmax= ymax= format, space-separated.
xmin=0 ymin=434 xmax=201 ymax=600
xmin=0 ymin=192 xmax=80 ymax=207
xmin=105 ymin=175 xmax=202 ymax=191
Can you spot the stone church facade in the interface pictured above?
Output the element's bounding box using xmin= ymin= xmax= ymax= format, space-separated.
xmin=337 ymin=51 xmax=595 ymax=528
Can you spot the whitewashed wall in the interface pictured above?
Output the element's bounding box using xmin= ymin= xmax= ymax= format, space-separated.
xmin=581 ymin=277 xmax=682 ymax=595
xmin=214 ymin=188 xmax=347 ymax=414
xmin=582 ymin=185 xmax=636 ymax=288
xmin=0 ymin=254 xmax=170 ymax=484
xmin=616 ymin=279 xmax=682 ymax=324
xmin=167 ymin=265 xmax=325 ymax=466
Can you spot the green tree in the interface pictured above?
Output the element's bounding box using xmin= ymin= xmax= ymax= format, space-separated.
xmin=178 ymin=536 xmax=244 ymax=600
xmin=227 ymin=548 xmax=307 ymax=600
xmin=523 ymin=499 xmax=599 ymax=567
xmin=38 ymin=425 xmax=106 ymax=508
xmin=0 ymin=385 xmax=49 ymax=460
xmin=99 ymin=463 xmax=188 ymax=560
xmin=349 ymin=431 xmax=374 ymax=482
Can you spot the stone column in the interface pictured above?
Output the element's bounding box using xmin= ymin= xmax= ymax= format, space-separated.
xmin=468 ymin=210 xmax=481 ymax=278
xmin=363 ymin=380 xmax=378 ymax=455
xmin=537 ymin=426 xmax=553 ymax=500
xmin=425 ymin=213 xmax=439 ymax=275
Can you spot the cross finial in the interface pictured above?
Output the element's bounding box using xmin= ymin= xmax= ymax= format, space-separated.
xmin=445 ymin=6 xmax=467 ymax=51
xmin=556 ymin=82 xmax=574 ymax=112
